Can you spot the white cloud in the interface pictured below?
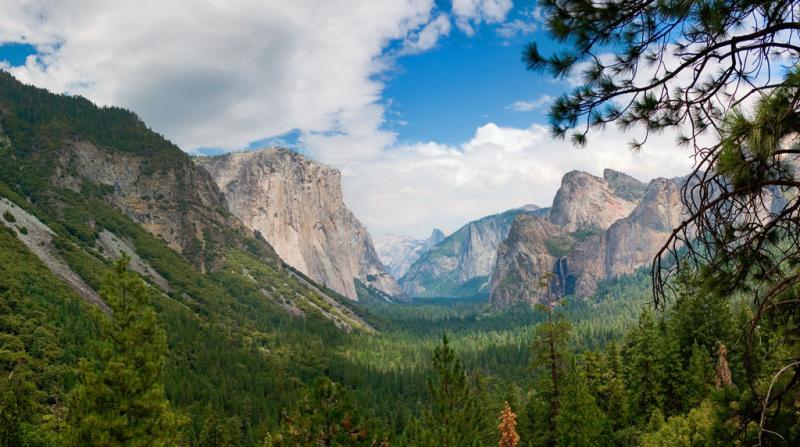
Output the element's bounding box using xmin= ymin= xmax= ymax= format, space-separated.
xmin=342 ymin=122 xmax=695 ymax=238
xmin=0 ymin=1 xmax=703 ymax=239
xmin=0 ymin=0 xmax=439 ymax=150
xmin=506 ymin=95 xmax=553 ymax=112
xmin=451 ymin=0 xmax=513 ymax=36
xmin=401 ymin=13 xmax=451 ymax=53
xmin=495 ymin=8 xmax=541 ymax=40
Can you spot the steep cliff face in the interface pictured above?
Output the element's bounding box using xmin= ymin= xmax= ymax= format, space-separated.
xmin=375 ymin=229 xmax=445 ymax=279
xmin=568 ymin=178 xmax=683 ymax=296
xmin=603 ymin=168 xmax=648 ymax=202
xmin=196 ymin=148 xmax=399 ymax=300
xmin=489 ymin=172 xmax=683 ymax=308
xmin=400 ymin=205 xmax=544 ymax=297
xmin=488 ymin=216 xmax=565 ymax=308
xmin=54 ymin=140 xmax=241 ymax=272
xmin=0 ymin=72 xmax=372 ymax=330
xmin=549 ymin=170 xmax=637 ymax=232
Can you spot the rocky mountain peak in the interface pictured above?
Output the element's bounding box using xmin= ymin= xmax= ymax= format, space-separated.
xmin=399 ymin=206 xmax=540 ymax=298
xmin=423 ymin=228 xmax=446 ymax=250
xmin=196 ymin=147 xmax=399 ymax=300
xmin=489 ymin=172 xmax=684 ymax=308
xmin=375 ymin=228 xmax=446 ymax=280
xmin=549 ymin=170 xmax=637 ymax=232
xmin=603 ymin=168 xmax=649 ymax=201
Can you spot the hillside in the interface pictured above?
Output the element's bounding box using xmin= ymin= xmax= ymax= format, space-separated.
xmin=0 ymin=72 xmax=375 ymax=444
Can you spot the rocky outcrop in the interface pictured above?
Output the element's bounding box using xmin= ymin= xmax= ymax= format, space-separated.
xmin=603 ymin=168 xmax=648 ymax=202
xmin=488 ymin=216 xmax=566 ymax=308
xmin=0 ymin=196 xmax=109 ymax=313
xmin=549 ymin=171 xmax=637 ymax=232
xmin=196 ymin=148 xmax=399 ymax=300
xmin=54 ymin=140 xmax=240 ymax=272
xmin=400 ymin=205 xmax=545 ymax=297
xmin=374 ymin=229 xmax=445 ymax=279
xmin=490 ymin=172 xmax=683 ymax=308
xmin=568 ymin=178 xmax=683 ymax=297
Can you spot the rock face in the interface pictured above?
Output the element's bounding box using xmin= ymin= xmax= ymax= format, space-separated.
xmin=374 ymin=229 xmax=445 ymax=279
xmin=549 ymin=170 xmax=637 ymax=232
xmin=196 ymin=148 xmax=399 ymax=300
xmin=603 ymin=168 xmax=648 ymax=202
xmin=400 ymin=205 xmax=546 ymax=297
xmin=54 ymin=140 xmax=240 ymax=272
xmin=568 ymin=178 xmax=683 ymax=297
xmin=488 ymin=216 xmax=565 ymax=308
xmin=490 ymin=172 xmax=683 ymax=308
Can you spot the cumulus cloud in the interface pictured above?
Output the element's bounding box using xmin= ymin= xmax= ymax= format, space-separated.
xmin=401 ymin=13 xmax=451 ymax=53
xmin=0 ymin=0 xmax=439 ymax=150
xmin=0 ymin=1 xmax=701 ymax=238
xmin=506 ymin=95 xmax=553 ymax=112
xmin=495 ymin=7 xmax=542 ymax=40
xmin=343 ymin=122 xmax=695 ymax=238
xmin=452 ymin=0 xmax=513 ymax=36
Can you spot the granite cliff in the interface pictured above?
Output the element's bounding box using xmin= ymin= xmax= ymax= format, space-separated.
xmin=197 ymin=148 xmax=400 ymax=300
xmin=490 ymin=171 xmax=683 ymax=308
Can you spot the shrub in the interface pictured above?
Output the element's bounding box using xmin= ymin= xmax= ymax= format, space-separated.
xmin=3 ymin=210 xmax=15 ymax=223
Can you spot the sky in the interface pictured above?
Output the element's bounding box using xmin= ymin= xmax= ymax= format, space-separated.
xmin=0 ymin=0 xmax=695 ymax=238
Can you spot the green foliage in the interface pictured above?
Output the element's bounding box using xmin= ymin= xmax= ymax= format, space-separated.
xmin=524 ymin=0 xmax=798 ymax=146
xmin=411 ymin=335 xmax=490 ymax=446
xmin=555 ymin=364 xmax=612 ymax=446
xmin=66 ymin=258 xmax=182 ymax=446
xmin=264 ymin=377 xmax=386 ymax=446
xmin=0 ymin=361 xmax=40 ymax=447
xmin=198 ymin=404 xmax=243 ymax=447
xmin=543 ymin=235 xmax=574 ymax=258
xmin=640 ymin=401 xmax=716 ymax=447
xmin=1 ymin=210 xmax=13 ymax=223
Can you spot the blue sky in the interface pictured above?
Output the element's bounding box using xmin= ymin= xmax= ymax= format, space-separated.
xmin=0 ymin=1 xmax=693 ymax=237
xmin=383 ymin=7 xmax=552 ymax=146
xmin=0 ymin=42 xmax=36 ymax=66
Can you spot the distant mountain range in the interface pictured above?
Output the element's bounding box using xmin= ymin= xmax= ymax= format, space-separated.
xmin=398 ymin=205 xmax=549 ymax=298
xmin=374 ymin=229 xmax=445 ymax=279
xmin=0 ymin=70 xmax=690 ymax=316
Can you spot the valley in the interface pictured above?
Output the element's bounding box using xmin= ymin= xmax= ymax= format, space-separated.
xmin=3 ymin=1 xmax=800 ymax=444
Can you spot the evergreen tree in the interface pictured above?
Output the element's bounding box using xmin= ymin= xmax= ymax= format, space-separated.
xmin=599 ymin=341 xmax=628 ymax=430
xmin=66 ymin=258 xmax=180 ymax=446
xmin=625 ymin=309 xmax=665 ymax=423
xmin=199 ymin=404 xmax=242 ymax=447
xmin=684 ymin=342 xmax=714 ymax=409
xmin=0 ymin=358 xmax=40 ymax=446
xmin=265 ymin=377 xmax=385 ymax=446
xmin=657 ymin=320 xmax=684 ymax=416
xmin=555 ymin=364 xmax=612 ymax=446
xmin=413 ymin=334 xmax=487 ymax=447
xmin=670 ymin=290 xmax=734 ymax=363
xmin=526 ymin=276 xmax=571 ymax=447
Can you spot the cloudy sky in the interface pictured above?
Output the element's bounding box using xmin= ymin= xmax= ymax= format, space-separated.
xmin=0 ymin=0 xmax=695 ymax=238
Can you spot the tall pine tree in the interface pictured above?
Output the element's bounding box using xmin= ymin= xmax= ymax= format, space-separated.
xmin=413 ymin=335 xmax=488 ymax=447
xmin=525 ymin=275 xmax=571 ymax=447
xmin=66 ymin=258 xmax=180 ymax=446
